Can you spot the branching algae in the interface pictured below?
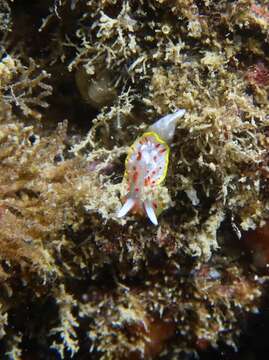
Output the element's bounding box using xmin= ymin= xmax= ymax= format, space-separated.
xmin=0 ymin=1 xmax=269 ymax=359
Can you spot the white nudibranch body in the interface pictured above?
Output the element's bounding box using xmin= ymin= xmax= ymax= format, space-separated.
xmin=117 ymin=109 xmax=186 ymax=225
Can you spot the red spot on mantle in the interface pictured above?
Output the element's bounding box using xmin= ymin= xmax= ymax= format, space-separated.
xmin=136 ymin=151 xmax=142 ymax=161
xmin=133 ymin=171 xmax=138 ymax=183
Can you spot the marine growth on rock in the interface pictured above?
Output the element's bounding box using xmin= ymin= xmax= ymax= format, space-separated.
xmin=0 ymin=1 xmax=269 ymax=359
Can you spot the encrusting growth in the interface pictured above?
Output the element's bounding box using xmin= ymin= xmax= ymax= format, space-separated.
xmin=117 ymin=109 xmax=185 ymax=225
xmin=1 ymin=0 xmax=269 ymax=358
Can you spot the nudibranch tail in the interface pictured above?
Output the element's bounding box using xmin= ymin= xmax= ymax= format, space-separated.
xmin=148 ymin=108 xmax=186 ymax=143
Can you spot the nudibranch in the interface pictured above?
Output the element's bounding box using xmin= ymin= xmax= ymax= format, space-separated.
xmin=117 ymin=109 xmax=186 ymax=225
